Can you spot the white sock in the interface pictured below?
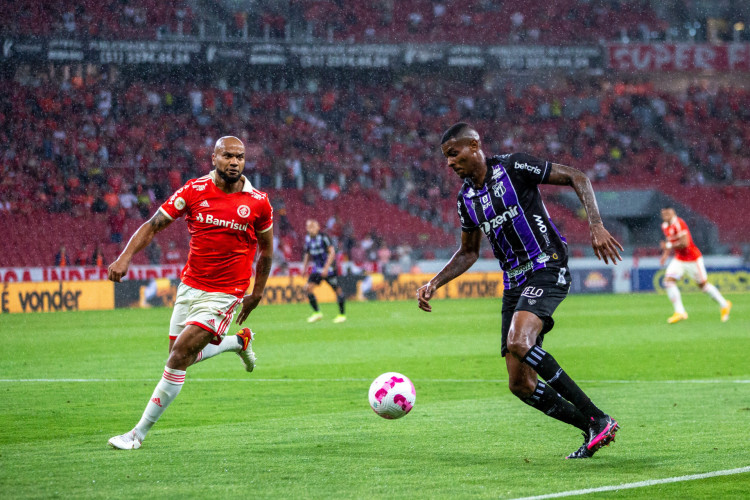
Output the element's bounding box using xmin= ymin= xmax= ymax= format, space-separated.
xmin=194 ymin=335 xmax=241 ymax=364
xmin=665 ymin=283 xmax=686 ymax=314
xmin=701 ymin=283 xmax=728 ymax=308
xmin=133 ymin=366 xmax=186 ymax=441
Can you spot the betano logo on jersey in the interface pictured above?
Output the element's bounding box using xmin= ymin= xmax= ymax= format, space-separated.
xmin=480 ymin=206 xmax=519 ymax=234
xmin=515 ymin=162 xmax=541 ymax=175
xmin=195 ymin=212 xmax=249 ymax=231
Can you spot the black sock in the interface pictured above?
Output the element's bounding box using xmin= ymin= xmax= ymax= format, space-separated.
xmin=522 ymin=381 xmax=589 ymax=431
xmin=308 ymin=294 xmax=319 ymax=312
xmin=522 ymin=345 xmax=605 ymax=420
xmin=337 ymin=294 xmax=345 ymax=315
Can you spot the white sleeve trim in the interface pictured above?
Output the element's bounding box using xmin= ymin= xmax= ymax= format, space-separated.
xmin=158 ymin=206 xmax=175 ymax=220
xmin=257 ymin=223 xmax=273 ymax=233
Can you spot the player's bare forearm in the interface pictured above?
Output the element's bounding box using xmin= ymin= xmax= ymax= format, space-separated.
xmin=108 ymin=211 xmax=172 ymax=282
xmin=237 ymin=228 xmax=274 ymax=325
xmin=547 ymin=163 xmax=623 ymax=264
xmin=547 ymin=163 xmax=602 ymax=224
xmin=417 ymin=230 xmax=480 ymax=312
xmin=121 ymin=211 xmax=171 ymax=259
xmin=250 ymin=228 xmax=274 ymax=297
xmin=674 ymin=234 xmax=688 ymax=249
xmin=323 ymin=247 xmax=336 ymax=273
xmin=432 ymin=230 xmax=481 ymax=288
xmin=251 ymin=254 xmax=273 ymax=296
xmin=660 ymin=249 xmax=670 ymax=266
xmin=431 ymin=249 xmax=478 ymax=289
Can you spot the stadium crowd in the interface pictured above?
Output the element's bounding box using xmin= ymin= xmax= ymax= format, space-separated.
xmin=2 ymin=0 xmax=750 ymax=268
xmin=2 ymin=74 xmax=749 ymax=213
xmin=2 ymin=71 xmax=749 ymax=267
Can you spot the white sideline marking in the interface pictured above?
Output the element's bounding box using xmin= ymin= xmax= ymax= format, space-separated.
xmin=510 ymin=466 xmax=750 ymax=500
xmin=0 ymin=378 xmax=749 ymax=384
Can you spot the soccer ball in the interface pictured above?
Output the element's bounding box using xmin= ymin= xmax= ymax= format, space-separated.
xmin=368 ymin=372 xmax=416 ymax=419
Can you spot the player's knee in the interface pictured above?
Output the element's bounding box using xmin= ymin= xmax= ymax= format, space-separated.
xmin=506 ymin=334 xmax=533 ymax=359
xmin=698 ymin=281 xmax=708 ymax=290
xmin=664 ymin=279 xmax=677 ymax=288
xmin=508 ymin=376 xmax=536 ymax=399
xmin=166 ymin=349 xmax=192 ymax=371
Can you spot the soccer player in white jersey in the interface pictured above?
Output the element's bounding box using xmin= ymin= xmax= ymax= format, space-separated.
xmin=106 ymin=136 xmax=274 ymax=449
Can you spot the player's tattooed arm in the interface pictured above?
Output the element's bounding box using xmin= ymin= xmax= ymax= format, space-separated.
xmin=107 ymin=210 xmax=175 ymax=282
xmin=547 ymin=163 xmax=623 ymax=264
xmin=148 ymin=210 xmax=173 ymax=232
xmin=547 ymin=163 xmax=604 ymax=224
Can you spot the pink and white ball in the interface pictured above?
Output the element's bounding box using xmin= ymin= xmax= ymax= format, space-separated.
xmin=368 ymin=372 xmax=416 ymax=419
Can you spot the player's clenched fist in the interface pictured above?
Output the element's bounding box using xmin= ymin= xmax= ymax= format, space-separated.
xmin=108 ymin=258 xmax=130 ymax=282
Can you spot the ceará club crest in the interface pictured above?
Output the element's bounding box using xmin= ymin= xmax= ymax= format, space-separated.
xmin=237 ymin=205 xmax=251 ymax=218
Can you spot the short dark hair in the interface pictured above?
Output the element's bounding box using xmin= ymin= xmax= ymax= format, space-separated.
xmin=441 ymin=122 xmax=474 ymax=144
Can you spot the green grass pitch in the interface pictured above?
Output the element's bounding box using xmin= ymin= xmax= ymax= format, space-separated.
xmin=1 ymin=292 xmax=748 ymax=499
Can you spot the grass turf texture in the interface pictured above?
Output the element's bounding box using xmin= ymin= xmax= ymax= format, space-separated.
xmin=1 ymin=293 xmax=748 ymax=499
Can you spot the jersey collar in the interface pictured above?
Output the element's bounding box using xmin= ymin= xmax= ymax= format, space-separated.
xmin=463 ymin=158 xmax=501 ymax=197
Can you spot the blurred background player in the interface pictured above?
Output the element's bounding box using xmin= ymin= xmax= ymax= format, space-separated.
xmin=660 ymin=207 xmax=732 ymax=324
xmin=302 ymin=218 xmax=346 ymax=323
xmin=418 ymin=123 xmax=623 ymax=459
xmin=106 ymin=136 xmax=274 ymax=449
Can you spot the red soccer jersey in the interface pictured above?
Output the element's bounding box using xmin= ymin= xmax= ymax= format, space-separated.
xmin=160 ymin=173 xmax=273 ymax=297
xmin=661 ymin=216 xmax=702 ymax=262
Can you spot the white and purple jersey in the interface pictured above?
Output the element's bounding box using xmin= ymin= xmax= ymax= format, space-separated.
xmin=304 ymin=232 xmax=336 ymax=275
xmin=457 ymin=153 xmax=568 ymax=289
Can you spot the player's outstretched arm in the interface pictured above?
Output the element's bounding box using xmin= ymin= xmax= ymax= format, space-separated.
xmin=237 ymin=227 xmax=274 ymax=325
xmin=546 ymin=163 xmax=624 ymax=265
xmin=108 ymin=211 xmax=173 ymax=282
xmin=417 ymin=229 xmax=481 ymax=312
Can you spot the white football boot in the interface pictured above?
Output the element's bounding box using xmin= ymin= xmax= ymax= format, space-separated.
xmin=108 ymin=430 xmax=142 ymax=450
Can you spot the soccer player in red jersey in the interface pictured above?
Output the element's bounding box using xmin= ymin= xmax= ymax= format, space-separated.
xmin=660 ymin=207 xmax=731 ymax=324
xmin=106 ymin=136 xmax=274 ymax=449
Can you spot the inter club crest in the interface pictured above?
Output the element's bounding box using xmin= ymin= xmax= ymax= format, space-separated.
xmin=237 ymin=205 xmax=251 ymax=218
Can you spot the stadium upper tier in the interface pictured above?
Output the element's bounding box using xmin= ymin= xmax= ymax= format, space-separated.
xmin=298 ymin=0 xmax=665 ymax=45
xmin=0 ymin=0 xmax=680 ymax=44
xmin=4 ymin=0 xmax=747 ymax=44
xmin=1 ymin=0 xmax=191 ymax=40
